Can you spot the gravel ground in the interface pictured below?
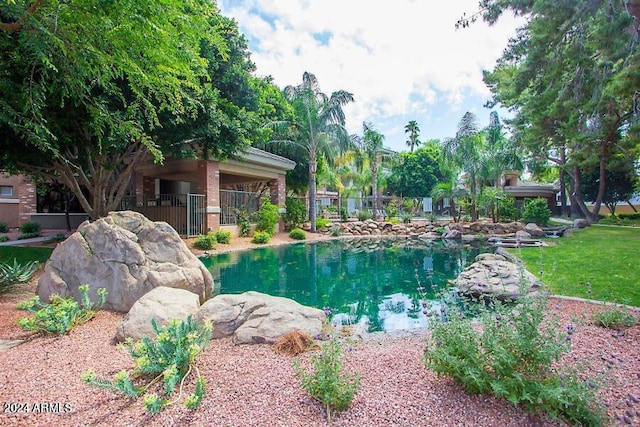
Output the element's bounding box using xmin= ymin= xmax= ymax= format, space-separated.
xmin=1 ymin=233 xmax=639 ymax=426
xmin=1 ymin=294 xmax=639 ymax=427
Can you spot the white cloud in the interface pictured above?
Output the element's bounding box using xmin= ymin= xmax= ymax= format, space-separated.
xmin=219 ymin=0 xmax=524 ymax=151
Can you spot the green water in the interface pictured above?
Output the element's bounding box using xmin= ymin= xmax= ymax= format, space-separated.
xmin=200 ymin=237 xmax=493 ymax=333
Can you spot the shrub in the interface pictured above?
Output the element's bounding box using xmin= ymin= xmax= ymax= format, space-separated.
xmin=0 ymin=221 xmax=8 ymax=233
xmin=330 ymin=224 xmax=341 ymax=237
xmin=83 ymin=316 xmax=211 ymax=412
xmin=0 ymin=259 xmax=39 ymax=292
xmin=402 ymin=213 xmax=412 ymax=224
xmin=386 ymin=200 xmax=398 ymax=220
xmin=255 ymin=198 xmax=279 ymax=236
xmin=356 ymin=210 xmax=371 ymax=221
xmin=592 ymin=306 xmax=637 ymax=329
xmin=192 ymin=234 xmax=216 ymax=250
xmin=17 ymin=284 xmax=107 ymax=334
xmin=19 ymin=222 xmax=41 ymax=234
xmin=522 ymin=198 xmax=551 ymax=225
xmin=235 ymin=208 xmax=252 ymax=237
xmin=17 ymin=232 xmax=40 ymax=240
xmin=0 ymin=236 xmax=8 ymax=243
xmin=289 ymin=228 xmax=306 ymax=240
xmin=497 ymin=197 xmax=518 ymax=222
xmin=339 ymin=207 xmax=348 ymax=222
xmin=424 ymin=294 xmax=606 ymax=426
xmin=252 ymin=230 xmax=271 ymax=244
xmin=294 ymin=340 xmax=360 ymax=422
xmin=214 ymin=230 xmax=231 ymax=244
xmin=618 ymin=212 xmax=640 ymax=220
xmin=316 ymin=218 xmax=331 ymax=229
xmin=283 ymin=198 xmax=306 ymax=230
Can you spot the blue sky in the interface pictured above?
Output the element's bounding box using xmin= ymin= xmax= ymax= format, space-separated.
xmin=219 ymin=1 xmax=524 ymax=153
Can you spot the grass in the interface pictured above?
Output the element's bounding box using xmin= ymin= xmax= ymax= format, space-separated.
xmin=508 ymin=226 xmax=640 ymax=307
xmin=0 ymin=247 xmax=53 ymax=266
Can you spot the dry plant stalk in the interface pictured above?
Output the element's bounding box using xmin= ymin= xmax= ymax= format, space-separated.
xmin=272 ymin=330 xmax=318 ymax=356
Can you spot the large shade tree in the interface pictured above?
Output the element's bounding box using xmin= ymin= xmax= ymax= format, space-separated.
xmin=475 ymin=0 xmax=640 ymax=222
xmin=387 ymin=141 xmax=445 ymax=198
xmin=264 ymin=72 xmax=354 ymax=232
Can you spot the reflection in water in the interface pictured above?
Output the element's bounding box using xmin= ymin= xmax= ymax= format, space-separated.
xmin=200 ymin=237 xmax=493 ymax=333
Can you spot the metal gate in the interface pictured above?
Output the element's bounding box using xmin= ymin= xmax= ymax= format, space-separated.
xmin=186 ymin=193 xmax=205 ymax=237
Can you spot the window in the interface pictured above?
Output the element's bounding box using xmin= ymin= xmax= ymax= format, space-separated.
xmin=0 ymin=186 xmax=13 ymax=197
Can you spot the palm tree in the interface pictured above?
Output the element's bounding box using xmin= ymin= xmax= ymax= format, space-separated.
xmin=482 ymin=112 xmax=523 ymax=188
xmin=265 ymin=72 xmax=354 ymax=232
xmin=442 ymin=112 xmax=483 ymax=221
xmin=404 ymin=120 xmax=421 ymax=152
xmin=354 ymin=122 xmax=391 ymax=214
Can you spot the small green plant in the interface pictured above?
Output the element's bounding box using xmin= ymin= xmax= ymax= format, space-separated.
xmin=330 ymin=224 xmax=341 ymax=237
xmin=592 ymin=306 xmax=637 ymax=329
xmin=235 ymin=208 xmax=252 ymax=237
xmin=356 ymin=210 xmax=371 ymax=221
xmin=386 ymin=200 xmax=398 ymax=220
xmin=424 ymin=293 xmax=606 ymax=426
xmin=255 ymin=198 xmax=280 ymax=236
xmin=339 ymin=207 xmax=348 ymax=222
xmin=82 ymin=316 xmax=211 ymax=413
xmin=17 ymin=285 xmax=107 ymax=334
xmin=192 ymin=233 xmax=216 ymax=250
xmin=252 ymin=230 xmax=271 ymax=244
xmin=294 ymin=340 xmax=360 ymax=422
xmin=283 ymin=198 xmax=307 ymax=230
xmin=19 ymin=221 xmax=41 ymax=234
xmin=0 ymin=221 xmax=8 ymax=233
xmin=289 ymin=228 xmax=306 ymax=240
xmin=522 ymin=197 xmax=551 ymax=225
xmin=402 ymin=213 xmax=412 ymax=224
xmin=316 ymin=218 xmax=331 ymax=229
xmin=0 ymin=236 xmax=8 ymax=242
xmin=45 ymin=233 xmax=66 ymax=244
xmin=0 ymin=259 xmax=39 ymax=288
xmin=214 ymin=230 xmax=231 ymax=244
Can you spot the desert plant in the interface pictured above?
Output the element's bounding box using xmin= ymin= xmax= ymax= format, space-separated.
xmin=214 ymin=230 xmax=231 ymax=244
xmin=192 ymin=234 xmax=216 ymax=250
xmin=522 ymin=197 xmax=551 ymax=226
xmin=255 ymin=198 xmax=279 ymax=236
xmin=330 ymin=224 xmax=341 ymax=237
xmin=424 ymin=293 xmax=606 ymax=426
xmin=83 ymin=316 xmax=211 ymax=412
xmin=17 ymin=285 xmax=107 ymax=334
xmin=252 ymin=230 xmax=271 ymax=244
xmin=592 ymin=306 xmax=637 ymax=329
xmin=235 ymin=208 xmax=252 ymax=237
xmin=0 ymin=221 xmax=8 ymax=233
xmin=289 ymin=228 xmax=306 ymax=240
xmin=294 ymin=340 xmax=360 ymax=422
xmin=283 ymin=198 xmax=307 ymax=231
xmin=0 ymin=259 xmax=39 ymax=290
xmin=19 ymin=222 xmax=41 ymax=234
xmin=356 ymin=210 xmax=371 ymax=221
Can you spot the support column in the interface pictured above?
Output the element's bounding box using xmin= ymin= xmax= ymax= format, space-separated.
xmin=196 ymin=160 xmax=220 ymax=232
xmin=18 ymin=176 xmax=36 ymax=225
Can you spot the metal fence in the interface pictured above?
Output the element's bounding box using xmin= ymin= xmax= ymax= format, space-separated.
xmin=118 ymin=193 xmax=205 ymax=237
xmin=219 ymin=190 xmax=275 ymax=225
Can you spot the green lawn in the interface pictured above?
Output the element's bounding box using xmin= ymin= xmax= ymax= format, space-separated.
xmin=0 ymin=247 xmax=53 ymax=266
xmin=508 ymin=226 xmax=640 ymax=307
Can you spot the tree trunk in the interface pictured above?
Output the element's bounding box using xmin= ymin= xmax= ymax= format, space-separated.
xmin=626 ymin=200 xmax=638 ymax=212
xmin=309 ymin=156 xmax=317 ymax=233
xmin=559 ymin=147 xmax=569 ymax=216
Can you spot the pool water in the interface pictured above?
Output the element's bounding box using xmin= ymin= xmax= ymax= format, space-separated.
xmin=200 ymin=237 xmax=493 ymax=333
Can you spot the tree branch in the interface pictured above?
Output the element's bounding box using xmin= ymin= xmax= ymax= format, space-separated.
xmin=0 ymin=0 xmax=44 ymax=32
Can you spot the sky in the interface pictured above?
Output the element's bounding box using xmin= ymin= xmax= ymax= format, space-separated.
xmin=218 ymin=0 xmax=525 ymax=153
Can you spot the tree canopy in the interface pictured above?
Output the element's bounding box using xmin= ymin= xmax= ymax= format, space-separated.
xmin=387 ymin=141 xmax=445 ymax=198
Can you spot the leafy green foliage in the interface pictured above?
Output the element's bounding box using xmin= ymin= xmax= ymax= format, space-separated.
xmin=283 ymin=198 xmax=307 ymax=231
xmin=497 ymin=197 xmax=518 ymax=222
xmin=255 ymin=198 xmax=279 ymax=236
xmin=592 ymin=307 xmax=637 ymax=329
xmin=82 ymin=316 xmax=212 ymax=412
xmin=424 ymin=294 xmax=606 ymax=426
xmin=17 ymin=232 xmax=40 ymax=240
xmin=0 ymin=259 xmax=39 ymax=289
xmin=235 ymin=208 xmax=252 ymax=237
xmin=252 ymin=231 xmax=271 ymax=244
xmin=316 ymin=218 xmax=331 ymax=229
xmin=192 ymin=234 xmax=216 ymax=251
xmin=339 ymin=207 xmax=348 ymax=222
xmin=356 ymin=210 xmax=371 ymax=221
xmin=0 ymin=221 xmax=8 ymax=233
xmin=214 ymin=230 xmax=231 ymax=245
xmin=19 ymin=222 xmax=41 ymax=234
xmin=522 ymin=198 xmax=551 ymax=226
xmin=294 ymin=340 xmax=360 ymax=422
xmin=289 ymin=228 xmax=306 ymax=240
xmin=387 ymin=142 xmax=445 ymax=198
xmin=330 ymin=224 xmax=341 ymax=237
xmin=0 ymin=236 xmax=8 ymax=243
xmin=17 ymin=285 xmax=106 ymax=334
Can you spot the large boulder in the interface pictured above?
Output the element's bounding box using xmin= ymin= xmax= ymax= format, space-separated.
xmin=197 ymin=291 xmax=326 ymax=344
xmin=452 ymin=253 xmax=542 ymax=300
xmin=573 ymin=218 xmax=589 ymax=229
xmin=36 ymin=211 xmax=214 ymax=312
xmin=116 ymin=287 xmax=201 ymax=341
xmin=523 ymin=223 xmax=546 ymax=237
